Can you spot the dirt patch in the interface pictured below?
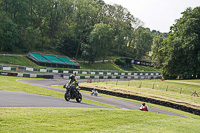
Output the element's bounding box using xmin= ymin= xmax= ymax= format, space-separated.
xmin=166 ymin=80 xmax=200 ymax=86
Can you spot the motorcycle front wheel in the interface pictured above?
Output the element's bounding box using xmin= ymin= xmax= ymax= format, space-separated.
xmin=76 ymin=93 xmax=82 ymax=103
xmin=64 ymin=93 xmax=70 ymax=101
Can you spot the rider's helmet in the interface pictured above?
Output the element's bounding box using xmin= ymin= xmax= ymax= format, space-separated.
xmin=142 ymin=103 xmax=145 ymax=106
xmin=70 ymin=74 xmax=75 ymax=80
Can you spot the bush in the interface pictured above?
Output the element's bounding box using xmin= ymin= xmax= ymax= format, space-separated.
xmin=115 ymin=58 xmax=125 ymax=67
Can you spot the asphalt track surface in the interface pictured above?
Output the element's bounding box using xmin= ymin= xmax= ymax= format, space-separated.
xmin=0 ymin=90 xmax=108 ymax=108
xmin=1 ymin=78 xmax=187 ymax=117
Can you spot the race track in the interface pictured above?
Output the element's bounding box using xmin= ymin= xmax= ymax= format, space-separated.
xmin=0 ymin=90 xmax=109 ymax=108
xmin=13 ymin=78 xmax=187 ymax=117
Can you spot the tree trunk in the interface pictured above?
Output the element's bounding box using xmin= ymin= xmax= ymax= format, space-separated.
xmin=75 ymin=42 xmax=81 ymax=59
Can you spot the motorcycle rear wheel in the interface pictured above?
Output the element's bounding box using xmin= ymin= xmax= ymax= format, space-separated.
xmin=76 ymin=93 xmax=82 ymax=103
xmin=64 ymin=93 xmax=70 ymax=101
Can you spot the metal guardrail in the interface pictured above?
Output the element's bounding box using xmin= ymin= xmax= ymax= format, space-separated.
xmin=0 ymin=72 xmax=54 ymax=79
xmin=0 ymin=64 xmax=161 ymax=76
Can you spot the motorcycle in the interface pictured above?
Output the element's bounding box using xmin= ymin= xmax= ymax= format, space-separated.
xmin=91 ymin=89 xmax=98 ymax=96
xmin=139 ymin=106 xmax=148 ymax=111
xmin=64 ymin=84 xmax=82 ymax=103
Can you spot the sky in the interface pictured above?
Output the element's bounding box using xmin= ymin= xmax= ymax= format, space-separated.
xmin=103 ymin=0 xmax=200 ymax=33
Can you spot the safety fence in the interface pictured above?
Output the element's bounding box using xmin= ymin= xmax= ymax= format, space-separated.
xmin=0 ymin=71 xmax=161 ymax=80
xmin=63 ymin=75 xmax=161 ymax=80
xmin=0 ymin=66 xmax=161 ymax=77
xmin=0 ymin=72 xmax=53 ymax=79
xmin=81 ymin=87 xmax=200 ymax=116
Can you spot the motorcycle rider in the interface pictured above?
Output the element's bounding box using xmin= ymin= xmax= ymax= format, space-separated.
xmin=64 ymin=74 xmax=79 ymax=93
xmin=91 ymin=88 xmax=98 ymax=96
xmin=139 ymin=102 xmax=148 ymax=111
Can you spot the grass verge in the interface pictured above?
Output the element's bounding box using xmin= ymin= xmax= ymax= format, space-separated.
xmin=55 ymin=85 xmax=200 ymax=119
xmin=0 ymin=76 xmax=118 ymax=109
xmin=79 ymin=80 xmax=200 ymax=110
xmin=80 ymin=90 xmax=200 ymax=119
xmin=0 ymin=55 xmax=39 ymax=67
xmin=0 ymin=76 xmax=63 ymax=98
xmin=1 ymin=76 xmax=200 ymax=132
xmin=79 ymin=62 xmax=120 ymax=70
xmin=0 ymin=108 xmax=200 ymax=133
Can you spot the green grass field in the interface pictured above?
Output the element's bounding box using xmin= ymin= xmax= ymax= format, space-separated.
xmin=1 ymin=76 xmax=200 ymax=132
xmin=79 ymin=62 xmax=122 ymax=70
xmin=80 ymin=80 xmax=200 ymax=110
xmin=177 ymin=79 xmax=200 ymax=83
xmin=0 ymin=108 xmax=200 ymax=133
xmin=132 ymin=64 xmax=159 ymax=72
xmin=0 ymin=55 xmax=39 ymax=67
xmin=0 ymin=53 xmax=199 ymax=133
xmin=55 ymin=85 xmax=200 ymax=119
xmin=0 ymin=76 xmax=63 ymax=98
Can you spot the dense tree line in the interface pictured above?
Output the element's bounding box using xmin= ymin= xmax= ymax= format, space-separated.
xmin=0 ymin=0 xmax=154 ymax=62
xmin=151 ymin=7 xmax=200 ymax=79
xmin=2 ymin=0 xmax=199 ymax=79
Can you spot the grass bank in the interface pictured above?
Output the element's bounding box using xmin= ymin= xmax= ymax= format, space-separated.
xmin=0 ymin=55 xmax=38 ymax=67
xmin=80 ymin=80 xmax=200 ymax=110
xmin=54 ymin=84 xmax=200 ymax=119
xmin=0 ymin=76 xmax=63 ymax=98
xmin=79 ymin=62 xmax=121 ymax=70
xmin=1 ymin=76 xmax=200 ymax=132
xmin=0 ymin=108 xmax=200 ymax=133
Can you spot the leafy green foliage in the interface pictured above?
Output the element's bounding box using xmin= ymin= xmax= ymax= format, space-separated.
xmin=0 ymin=12 xmax=19 ymax=52
xmin=0 ymin=0 xmax=153 ymax=61
xmin=87 ymin=23 xmax=114 ymax=62
xmin=114 ymin=58 xmax=125 ymax=67
xmin=151 ymin=32 xmax=165 ymax=68
xmin=150 ymin=7 xmax=200 ymax=79
xmin=134 ymin=27 xmax=153 ymax=60
xmin=20 ymin=27 xmax=43 ymax=52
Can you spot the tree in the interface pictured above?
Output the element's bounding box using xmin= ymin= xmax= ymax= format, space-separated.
xmin=81 ymin=42 xmax=97 ymax=63
xmin=88 ymin=23 xmax=114 ymax=62
xmin=0 ymin=0 xmax=152 ymax=60
xmin=151 ymin=32 xmax=165 ymax=68
xmin=73 ymin=0 xmax=100 ymax=59
xmin=162 ymin=7 xmax=200 ymax=78
xmin=20 ymin=27 xmax=42 ymax=52
xmin=134 ymin=27 xmax=153 ymax=60
xmin=0 ymin=12 xmax=19 ymax=52
xmin=58 ymin=30 xmax=79 ymax=57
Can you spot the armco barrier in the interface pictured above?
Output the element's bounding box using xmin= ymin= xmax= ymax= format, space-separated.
xmin=0 ymin=72 xmax=18 ymax=76
xmin=1 ymin=66 xmax=161 ymax=76
xmin=19 ymin=73 xmax=53 ymax=79
xmin=0 ymin=72 xmax=53 ymax=79
xmin=80 ymin=87 xmax=200 ymax=116
xmin=63 ymin=75 xmax=161 ymax=80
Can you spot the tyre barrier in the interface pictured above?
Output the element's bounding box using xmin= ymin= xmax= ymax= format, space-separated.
xmin=0 ymin=72 xmax=18 ymax=76
xmin=81 ymin=87 xmax=200 ymax=116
